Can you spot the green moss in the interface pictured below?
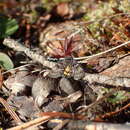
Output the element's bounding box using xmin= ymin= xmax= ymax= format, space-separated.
xmin=83 ymin=1 xmax=130 ymax=41
xmin=108 ymin=91 xmax=128 ymax=104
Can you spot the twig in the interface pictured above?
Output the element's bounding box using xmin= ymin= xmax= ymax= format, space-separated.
xmin=3 ymin=38 xmax=56 ymax=69
xmin=97 ymin=101 xmax=130 ymax=120
xmin=83 ymin=73 xmax=130 ymax=88
xmin=2 ymin=63 xmax=35 ymax=75
xmin=39 ymin=112 xmax=85 ymax=120
xmin=78 ymin=88 xmax=118 ymax=114
xmin=40 ymin=40 xmax=130 ymax=63
xmin=45 ymin=39 xmax=130 ymax=63
xmin=75 ymin=40 xmax=130 ymax=63
xmin=0 ymin=97 xmax=22 ymax=124
xmin=78 ymin=74 xmax=130 ymax=114
xmin=8 ymin=112 xmax=85 ymax=130
xmin=8 ymin=115 xmax=50 ymax=130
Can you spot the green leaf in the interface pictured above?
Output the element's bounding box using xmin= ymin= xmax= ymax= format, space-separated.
xmin=0 ymin=16 xmax=19 ymax=38
xmin=0 ymin=52 xmax=14 ymax=70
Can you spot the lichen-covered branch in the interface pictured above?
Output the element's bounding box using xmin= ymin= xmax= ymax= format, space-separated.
xmin=3 ymin=38 xmax=56 ymax=69
xmin=83 ymin=73 xmax=130 ymax=88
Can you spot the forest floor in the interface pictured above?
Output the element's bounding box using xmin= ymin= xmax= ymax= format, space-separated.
xmin=0 ymin=0 xmax=130 ymax=129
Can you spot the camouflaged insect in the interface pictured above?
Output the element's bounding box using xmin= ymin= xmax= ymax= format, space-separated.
xmin=47 ymin=58 xmax=85 ymax=95
xmin=48 ymin=58 xmax=85 ymax=80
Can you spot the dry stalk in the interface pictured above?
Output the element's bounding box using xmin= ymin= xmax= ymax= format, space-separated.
xmin=7 ymin=115 xmax=50 ymax=130
xmin=76 ymin=40 xmax=130 ymax=62
xmin=2 ymin=64 xmax=34 ymax=75
xmin=0 ymin=97 xmax=22 ymax=124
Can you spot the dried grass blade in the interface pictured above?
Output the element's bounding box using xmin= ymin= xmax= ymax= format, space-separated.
xmin=0 ymin=97 xmax=22 ymax=124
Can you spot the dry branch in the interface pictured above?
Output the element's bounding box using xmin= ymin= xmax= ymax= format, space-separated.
xmin=83 ymin=73 xmax=130 ymax=88
xmin=8 ymin=112 xmax=84 ymax=130
xmin=98 ymin=102 xmax=130 ymax=120
xmin=3 ymin=38 xmax=56 ymax=69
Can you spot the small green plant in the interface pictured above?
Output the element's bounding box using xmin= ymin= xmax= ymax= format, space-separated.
xmin=0 ymin=52 xmax=14 ymax=70
xmin=0 ymin=16 xmax=19 ymax=38
xmin=108 ymin=91 xmax=128 ymax=104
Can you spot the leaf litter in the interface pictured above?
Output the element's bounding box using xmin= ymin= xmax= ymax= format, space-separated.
xmin=0 ymin=0 xmax=130 ymax=129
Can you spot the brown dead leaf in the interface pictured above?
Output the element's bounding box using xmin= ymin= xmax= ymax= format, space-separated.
xmin=101 ymin=55 xmax=130 ymax=77
xmin=93 ymin=57 xmax=116 ymax=72
xmin=86 ymin=56 xmax=116 ymax=72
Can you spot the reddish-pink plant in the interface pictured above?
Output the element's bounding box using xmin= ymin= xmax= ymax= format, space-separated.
xmin=47 ymin=37 xmax=81 ymax=58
